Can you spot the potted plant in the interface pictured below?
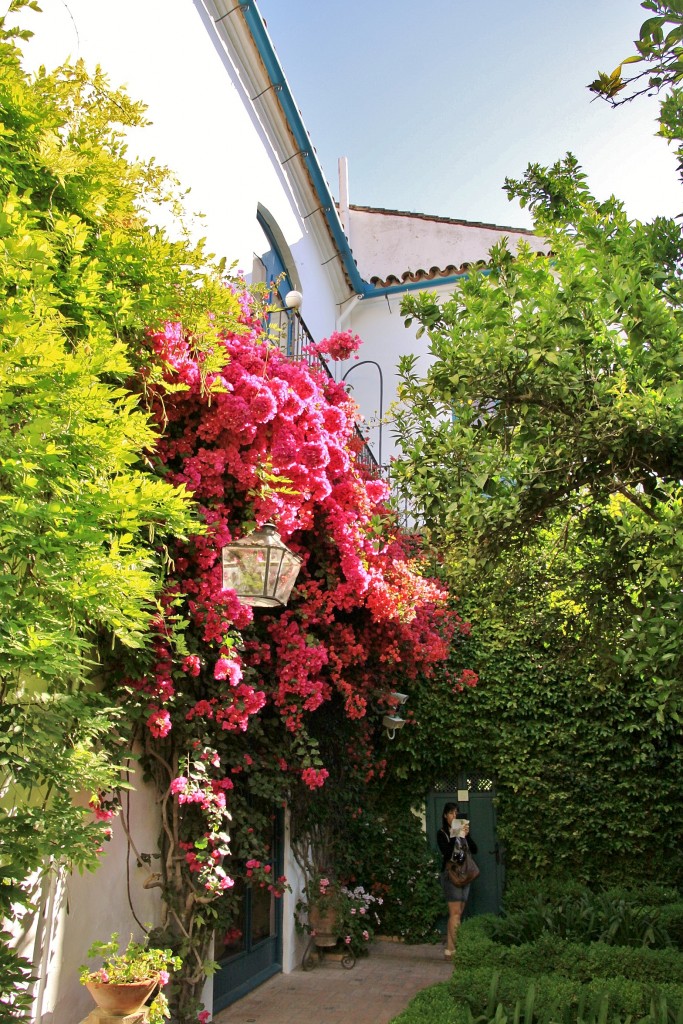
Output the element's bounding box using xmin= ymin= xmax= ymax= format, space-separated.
xmin=80 ymin=933 xmax=182 ymax=1023
xmin=295 ymin=873 xmax=382 ymax=958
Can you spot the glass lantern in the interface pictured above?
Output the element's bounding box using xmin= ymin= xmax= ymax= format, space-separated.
xmin=221 ymin=523 xmax=303 ymax=608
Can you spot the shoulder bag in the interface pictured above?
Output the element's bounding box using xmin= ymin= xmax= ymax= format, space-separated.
xmin=446 ymin=839 xmax=480 ymax=887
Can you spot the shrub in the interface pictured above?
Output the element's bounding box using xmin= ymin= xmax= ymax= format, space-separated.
xmin=335 ymin=809 xmax=445 ymax=943
xmin=394 ymin=868 xmax=683 ymax=1024
xmin=450 ymin=966 xmax=683 ymax=1022
xmin=490 ymin=891 xmax=673 ymax=949
xmin=456 ymin=928 xmax=683 ymax=986
xmin=657 ymin=904 xmax=683 ymax=950
xmin=463 ymin=975 xmax=683 ymax=1024
xmin=391 ymin=983 xmax=470 ymax=1024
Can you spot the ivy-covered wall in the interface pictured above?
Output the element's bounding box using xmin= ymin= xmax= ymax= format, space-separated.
xmin=390 ymin=545 xmax=683 ymax=891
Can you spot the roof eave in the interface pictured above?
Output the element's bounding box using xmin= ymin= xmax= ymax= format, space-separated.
xmin=203 ymin=0 xmax=367 ymax=300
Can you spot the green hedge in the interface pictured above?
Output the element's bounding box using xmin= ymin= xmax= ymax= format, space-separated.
xmin=391 ymin=887 xmax=683 ymax=1024
xmin=657 ymin=904 xmax=683 ymax=949
xmin=502 ymin=881 xmax=681 ymax=917
xmin=455 ymin=930 xmax=683 ymax=985
xmin=489 ymin=891 xmax=674 ymax=949
xmin=391 ymin=984 xmax=469 ymax=1024
xmin=449 ymin=965 xmax=683 ymax=1021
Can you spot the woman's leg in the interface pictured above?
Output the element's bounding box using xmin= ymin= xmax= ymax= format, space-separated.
xmin=446 ymin=899 xmax=465 ymax=953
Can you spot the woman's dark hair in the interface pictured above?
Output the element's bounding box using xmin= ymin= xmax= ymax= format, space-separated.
xmin=441 ymin=802 xmax=458 ymax=830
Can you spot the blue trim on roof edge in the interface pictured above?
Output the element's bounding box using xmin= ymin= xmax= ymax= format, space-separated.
xmin=238 ymin=1 xmax=468 ymax=301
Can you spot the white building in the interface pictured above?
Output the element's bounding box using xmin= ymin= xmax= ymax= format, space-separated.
xmin=15 ymin=1 xmax=544 ymax=1018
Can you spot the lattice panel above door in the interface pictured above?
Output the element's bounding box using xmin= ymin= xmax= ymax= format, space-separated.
xmin=467 ymin=775 xmax=494 ymax=792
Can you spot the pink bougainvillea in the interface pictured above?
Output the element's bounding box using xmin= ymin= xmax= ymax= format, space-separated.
xmin=310 ymin=330 xmax=362 ymax=361
xmin=115 ymin=283 xmax=473 ymax=1013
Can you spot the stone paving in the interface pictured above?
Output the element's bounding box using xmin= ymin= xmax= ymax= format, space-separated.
xmin=214 ymin=940 xmax=450 ymax=1024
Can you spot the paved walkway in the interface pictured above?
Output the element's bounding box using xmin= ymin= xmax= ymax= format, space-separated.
xmin=214 ymin=940 xmax=450 ymax=1024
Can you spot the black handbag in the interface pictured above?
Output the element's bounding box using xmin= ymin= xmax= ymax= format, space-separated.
xmin=446 ymin=841 xmax=480 ymax=887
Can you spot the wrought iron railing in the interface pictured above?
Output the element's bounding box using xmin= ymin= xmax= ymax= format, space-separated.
xmin=268 ymin=309 xmax=382 ymax=479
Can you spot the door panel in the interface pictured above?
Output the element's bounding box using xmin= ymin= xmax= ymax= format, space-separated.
xmin=427 ymin=772 xmax=503 ymax=918
xmin=467 ymin=790 xmax=503 ymax=916
xmin=212 ymin=810 xmax=283 ymax=1012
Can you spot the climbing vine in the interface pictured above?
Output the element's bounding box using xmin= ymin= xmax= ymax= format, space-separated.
xmin=105 ymin=306 xmax=467 ymax=1021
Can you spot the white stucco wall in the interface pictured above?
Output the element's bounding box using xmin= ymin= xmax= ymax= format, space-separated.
xmin=348 ymin=205 xmax=544 ymax=284
xmin=331 ymin=285 xmax=454 ymax=470
xmin=19 ymin=777 xmax=164 ymax=1024
xmin=334 ymin=208 xmax=548 ymax=468
xmin=281 ymin=811 xmax=309 ymax=975
xmin=17 ymin=0 xmax=341 ymax=346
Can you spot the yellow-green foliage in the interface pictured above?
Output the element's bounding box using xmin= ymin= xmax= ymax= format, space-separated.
xmin=0 ymin=9 xmax=251 ymax=1015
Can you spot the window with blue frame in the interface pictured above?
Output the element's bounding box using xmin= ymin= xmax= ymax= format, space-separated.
xmin=253 ymin=208 xmax=301 ymax=358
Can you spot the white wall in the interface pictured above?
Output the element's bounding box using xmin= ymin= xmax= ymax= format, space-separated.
xmin=17 ymin=0 xmax=340 ymax=345
xmin=334 ymin=209 xmax=547 ymax=468
xmin=19 ymin=777 xmax=164 ymax=1024
xmin=281 ymin=810 xmax=308 ymax=974
xmin=331 ymin=283 xmax=455 ymax=469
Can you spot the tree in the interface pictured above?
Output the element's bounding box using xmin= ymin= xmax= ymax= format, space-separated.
xmin=0 ymin=6 xmax=245 ymax=1017
xmin=590 ymin=0 xmax=683 ymax=183
xmin=393 ymin=152 xmax=683 ymax=719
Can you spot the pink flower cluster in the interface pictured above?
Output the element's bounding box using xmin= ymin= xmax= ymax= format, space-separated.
xmin=312 ymin=330 xmax=363 ymax=361
xmin=301 ymin=766 xmax=329 ymax=790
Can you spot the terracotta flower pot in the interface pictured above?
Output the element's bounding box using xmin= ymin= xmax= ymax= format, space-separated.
xmin=309 ymin=902 xmax=339 ymax=947
xmin=85 ymin=980 xmax=157 ymax=1015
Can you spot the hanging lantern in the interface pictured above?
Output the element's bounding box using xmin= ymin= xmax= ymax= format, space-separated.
xmin=221 ymin=523 xmax=303 ymax=608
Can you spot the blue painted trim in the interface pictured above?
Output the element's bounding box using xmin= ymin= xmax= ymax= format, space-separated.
xmin=366 ymin=272 xmax=471 ymax=298
xmin=236 ymin=2 xmax=371 ymax=294
xmin=237 ymin=3 xmax=489 ymax=301
xmin=236 ymin=1 xmax=465 ymax=302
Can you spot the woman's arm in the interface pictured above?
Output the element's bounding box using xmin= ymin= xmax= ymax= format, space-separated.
xmin=437 ymin=829 xmax=455 ymax=861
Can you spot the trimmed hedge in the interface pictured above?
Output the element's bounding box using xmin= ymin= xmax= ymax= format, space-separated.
xmin=658 ymin=904 xmax=683 ymax=949
xmin=489 ymin=892 xmax=674 ymax=949
xmin=391 ymin=880 xmax=683 ymax=1024
xmin=449 ymin=965 xmax=683 ymax=1021
xmin=391 ymin=984 xmax=469 ymax=1024
xmin=455 ymin=929 xmax=683 ymax=986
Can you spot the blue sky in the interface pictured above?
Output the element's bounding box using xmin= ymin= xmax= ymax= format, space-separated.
xmin=258 ymin=0 xmax=681 ymax=229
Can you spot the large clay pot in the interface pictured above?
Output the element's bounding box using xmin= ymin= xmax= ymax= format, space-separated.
xmin=309 ymin=902 xmax=339 ymax=947
xmin=85 ymin=980 xmax=157 ymax=1016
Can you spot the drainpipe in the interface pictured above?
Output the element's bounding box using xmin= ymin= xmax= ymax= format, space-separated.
xmin=338 ymin=157 xmax=351 ymax=245
xmin=336 ymin=294 xmax=362 ymax=331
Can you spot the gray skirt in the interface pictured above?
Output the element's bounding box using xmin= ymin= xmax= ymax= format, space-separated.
xmin=440 ymin=868 xmax=471 ymax=903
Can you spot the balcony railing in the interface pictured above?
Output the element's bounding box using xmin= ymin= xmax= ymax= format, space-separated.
xmin=268 ymin=309 xmax=382 ymax=479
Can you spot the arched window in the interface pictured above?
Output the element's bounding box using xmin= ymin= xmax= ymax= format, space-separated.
xmin=253 ymin=206 xmax=302 ymax=358
xmin=253 ymin=206 xmax=301 ymax=302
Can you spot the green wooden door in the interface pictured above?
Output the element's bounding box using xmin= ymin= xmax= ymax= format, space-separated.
xmin=427 ymin=771 xmax=503 ymax=917
xmin=212 ymin=809 xmax=284 ymax=1011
